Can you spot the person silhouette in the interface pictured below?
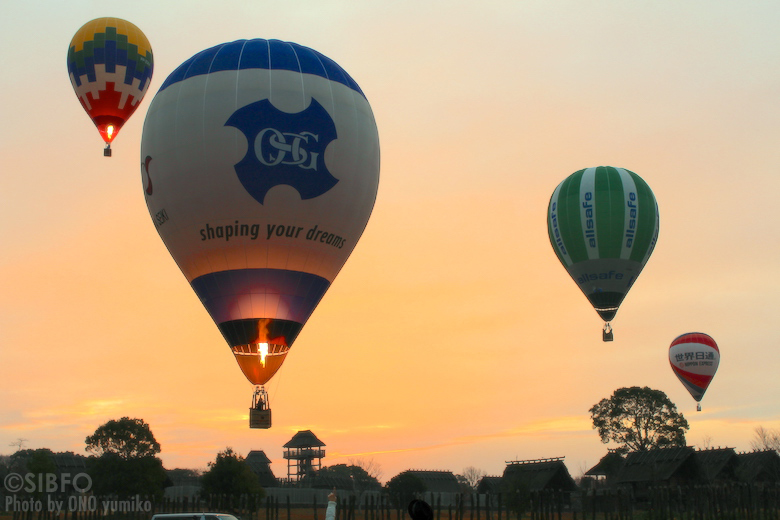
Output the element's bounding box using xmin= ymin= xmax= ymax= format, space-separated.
xmin=407 ymin=499 xmax=433 ymax=520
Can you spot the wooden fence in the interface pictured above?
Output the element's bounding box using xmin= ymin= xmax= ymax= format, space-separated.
xmin=5 ymin=485 xmax=780 ymax=520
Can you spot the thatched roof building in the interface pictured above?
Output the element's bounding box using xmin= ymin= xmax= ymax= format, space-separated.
xmin=502 ymin=458 xmax=577 ymax=492
xmin=585 ymin=451 xmax=625 ymax=484
xmin=401 ymin=470 xmax=461 ymax=493
xmin=613 ymin=447 xmax=697 ymax=486
xmin=246 ymin=450 xmax=279 ymax=488
xmin=695 ymin=448 xmax=739 ymax=483
xmin=736 ymin=450 xmax=780 ymax=482
xmin=476 ymin=476 xmax=502 ymax=494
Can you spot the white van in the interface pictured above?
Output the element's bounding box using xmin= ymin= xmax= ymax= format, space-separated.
xmin=151 ymin=514 xmax=239 ymax=520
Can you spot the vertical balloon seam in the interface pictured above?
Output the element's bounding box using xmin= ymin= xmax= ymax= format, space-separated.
xmin=632 ymin=175 xmax=659 ymax=264
xmin=547 ymin=183 xmax=571 ymax=267
xmin=285 ymin=44 xmax=344 ymax=354
xmin=208 ymin=44 xmax=243 ymax=334
xmin=549 ymin=178 xmax=569 ymax=264
xmin=309 ymin=48 xmax=368 ymax=271
xmin=563 ymin=169 xmax=587 ymax=264
xmin=605 ymin=166 xmax=620 ymax=258
xmin=280 ymin=41 xmax=307 ymax=342
xmin=174 ymin=48 xmax=204 ymax=283
xmin=198 ymin=45 xmax=225 ymax=290
xmin=235 ymin=42 xmax=253 ymax=284
xmin=284 ymin=41 xmax=307 ymax=278
xmin=647 ymin=199 xmax=659 ymax=266
xmin=604 ymin=166 xmax=626 ymax=259
xmin=550 ymin=177 xmax=568 ymax=262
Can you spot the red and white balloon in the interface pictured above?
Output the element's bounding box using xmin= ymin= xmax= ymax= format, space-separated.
xmin=669 ymin=332 xmax=720 ymax=411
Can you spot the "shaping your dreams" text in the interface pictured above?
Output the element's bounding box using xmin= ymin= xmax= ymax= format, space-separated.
xmin=199 ymin=222 xmax=346 ymax=249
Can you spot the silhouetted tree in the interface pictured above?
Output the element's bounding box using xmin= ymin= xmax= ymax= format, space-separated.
xmin=85 ymin=417 xmax=161 ymax=459
xmin=459 ymin=466 xmax=486 ymax=491
xmin=385 ymin=472 xmax=426 ymax=508
xmin=85 ymin=417 xmax=169 ymax=498
xmin=348 ymin=457 xmax=383 ymax=486
xmin=201 ymin=447 xmax=264 ymax=499
xmin=590 ymin=386 xmax=689 ymax=454
xmin=7 ymin=449 xmax=57 ymax=497
xmin=752 ymin=426 xmax=780 ymax=452
xmin=88 ymin=452 xmax=169 ymax=498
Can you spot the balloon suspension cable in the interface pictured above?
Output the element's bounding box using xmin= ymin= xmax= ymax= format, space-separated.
xmin=603 ymin=322 xmax=614 ymax=342
xmin=252 ymin=385 xmax=269 ymax=411
xmin=103 ymin=143 xmax=112 ymax=157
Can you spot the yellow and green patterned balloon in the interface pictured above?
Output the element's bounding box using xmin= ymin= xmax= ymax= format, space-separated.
xmin=67 ymin=18 xmax=153 ymax=155
xmin=547 ymin=166 xmax=659 ymax=340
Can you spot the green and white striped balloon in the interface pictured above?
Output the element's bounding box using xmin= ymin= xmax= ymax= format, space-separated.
xmin=547 ymin=166 xmax=659 ymax=331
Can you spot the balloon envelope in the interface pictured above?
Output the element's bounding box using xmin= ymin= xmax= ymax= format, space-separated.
xmin=141 ymin=39 xmax=379 ymax=386
xmin=669 ymin=332 xmax=720 ymax=404
xmin=547 ymin=166 xmax=659 ymax=323
xmin=67 ymin=17 xmax=153 ymax=145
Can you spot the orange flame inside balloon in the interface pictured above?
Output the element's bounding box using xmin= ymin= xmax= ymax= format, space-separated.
xmin=231 ymin=319 xmax=289 ymax=385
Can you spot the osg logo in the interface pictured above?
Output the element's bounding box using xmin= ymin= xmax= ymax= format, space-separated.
xmin=226 ymin=98 xmax=339 ymax=204
xmin=256 ymin=129 xmax=319 ymax=169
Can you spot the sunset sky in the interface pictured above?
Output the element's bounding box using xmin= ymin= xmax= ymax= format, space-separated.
xmin=2 ymin=0 xmax=780 ymax=483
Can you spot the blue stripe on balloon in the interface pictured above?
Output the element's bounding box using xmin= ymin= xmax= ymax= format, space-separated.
xmin=105 ymin=40 xmax=117 ymax=73
xmin=190 ymin=269 xmax=331 ymax=326
xmin=158 ymin=39 xmax=365 ymax=98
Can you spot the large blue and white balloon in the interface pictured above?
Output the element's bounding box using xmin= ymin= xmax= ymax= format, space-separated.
xmin=141 ymin=40 xmax=379 ymax=394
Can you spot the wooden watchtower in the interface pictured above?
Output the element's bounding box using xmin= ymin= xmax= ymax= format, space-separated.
xmin=283 ymin=430 xmax=325 ymax=481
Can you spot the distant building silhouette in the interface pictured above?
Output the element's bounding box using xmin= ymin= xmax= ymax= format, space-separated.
xmin=246 ymin=450 xmax=279 ymax=488
xmin=476 ymin=476 xmax=502 ymax=494
xmin=283 ymin=430 xmax=325 ymax=482
xmin=583 ymin=446 xmax=778 ymax=493
xmin=736 ymin=449 xmax=780 ymax=482
xmin=696 ymin=447 xmax=740 ymax=483
xmin=605 ymin=446 xmax=698 ymax=494
xmin=401 ymin=470 xmax=461 ymax=493
xmin=502 ymin=457 xmax=578 ymax=493
xmin=584 ymin=449 xmax=625 ymax=487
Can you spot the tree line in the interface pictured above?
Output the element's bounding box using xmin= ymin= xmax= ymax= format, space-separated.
xmin=3 ymin=386 xmax=779 ymax=507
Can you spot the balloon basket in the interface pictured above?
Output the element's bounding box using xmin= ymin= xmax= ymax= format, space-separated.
xmin=249 ymin=386 xmax=272 ymax=429
xmin=603 ymin=323 xmax=614 ymax=342
xmin=103 ymin=144 xmax=112 ymax=157
xmin=249 ymin=407 xmax=271 ymax=428
xmin=697 ymin=403 xmax=702 ymax=412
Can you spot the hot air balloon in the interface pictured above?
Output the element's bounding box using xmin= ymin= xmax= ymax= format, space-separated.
xmin=547 ymin=166 xmax=659 ymax=341
xmin=669 ymin=332 xmax=719 ymax=411
xmin=67 ymin=18 xmax=153 ymax=156
xmin=141 ymin=39 xmax=380 ymax=428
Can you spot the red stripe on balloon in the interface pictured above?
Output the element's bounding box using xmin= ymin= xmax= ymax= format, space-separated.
xmin=672 ymin=365 xmax=714 ymax=389
xmin=670 ymin=332 xmax=718 ymax=352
